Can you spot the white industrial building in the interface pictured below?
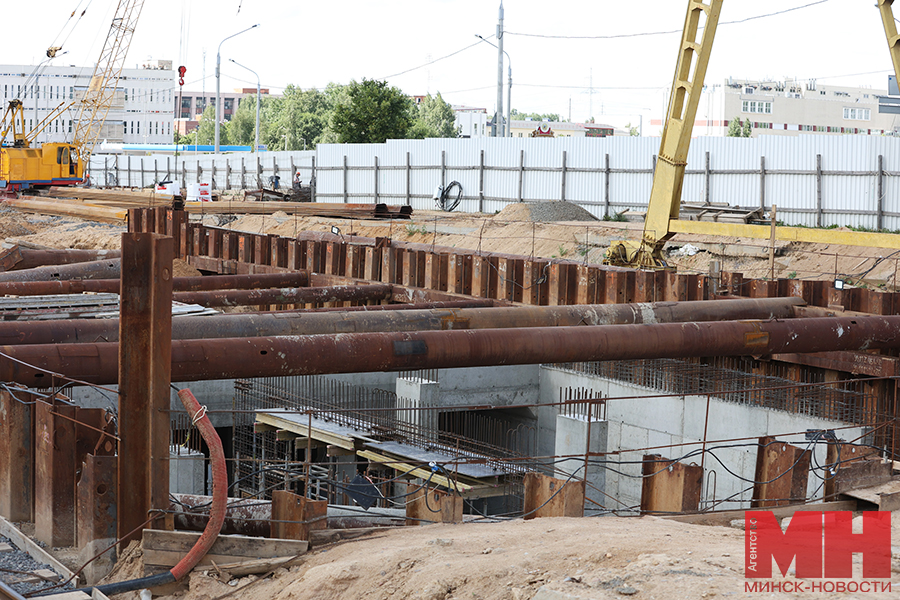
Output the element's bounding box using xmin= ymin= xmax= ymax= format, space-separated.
xmin=650 ymin=77 xmax=900 ymax=137
xmin=0 ymin=60 xmax=176 ymax=146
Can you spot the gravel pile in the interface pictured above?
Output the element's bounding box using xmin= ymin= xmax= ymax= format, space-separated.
xmin=526 ymin=201 xmax=598 ymax=223
xmin=0 ymin=534 xmax=72 ymax=596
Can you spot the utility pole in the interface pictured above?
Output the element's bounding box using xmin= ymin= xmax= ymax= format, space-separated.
xmin=495 ymin=2 xmax=504 ymax=137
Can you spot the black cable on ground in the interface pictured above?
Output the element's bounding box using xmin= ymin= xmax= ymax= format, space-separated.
xmin=437 ymin=181 xmax=462 ymax=212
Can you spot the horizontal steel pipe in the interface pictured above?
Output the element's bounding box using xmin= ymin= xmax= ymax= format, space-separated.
xmin=0 ymin=297 xmax=803 ymax=345
xmin=2 ymin=316 xmax=899 ymax=385
xmin=0 ymin=258 xmax=121 ymax=283
xmin=11 ymin=248 xmax=122 ymax=271
xmin=0 ymin=271 xmax=311 ymax=297
xmin=172 ymin=284 xmax=393 ymax=307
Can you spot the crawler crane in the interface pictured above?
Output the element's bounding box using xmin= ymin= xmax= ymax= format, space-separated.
xmin=0 ymin=0 xmax=144 ymax=196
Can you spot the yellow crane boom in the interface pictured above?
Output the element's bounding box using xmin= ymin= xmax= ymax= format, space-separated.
xmin=607 ymin=0 xmax=900 ymax=269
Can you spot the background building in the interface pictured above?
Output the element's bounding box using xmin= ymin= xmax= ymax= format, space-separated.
xmin=0 ymin=60 xmax=176 ymax=145
xmin=651 ymin=77 xmax=900 ymax=137
xmin=174 ymin=88 xmax=276 ymax=136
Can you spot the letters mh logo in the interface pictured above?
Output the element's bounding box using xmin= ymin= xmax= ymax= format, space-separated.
xmin=745 ymin=511 xmax=891 ymax=579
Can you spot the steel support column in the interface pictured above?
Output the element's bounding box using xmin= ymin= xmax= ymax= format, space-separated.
xmin=117 ymin=233 xmax=173 ymax=543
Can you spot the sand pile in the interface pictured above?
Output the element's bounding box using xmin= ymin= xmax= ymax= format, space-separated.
xmin=495 ymin=201 xmax=597 ymax=223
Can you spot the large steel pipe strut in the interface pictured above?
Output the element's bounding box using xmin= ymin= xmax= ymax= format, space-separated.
xmin=0 ymin=258 xmax=121 ymax=283
xmin=0 ymin=297 xmax=803 ymax=345
xmin=2 ymin=315 xmax=900 ymax=385
xmin=0 ymin=271 xmax=311 ymax=297
xmin=171 ymin=284 xmax=393 ymax=307
xmin=9 ymin=248 xmax=122 ymax=271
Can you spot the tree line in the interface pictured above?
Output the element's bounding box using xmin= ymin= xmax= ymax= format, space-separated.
xmin=179 ymin=79 xmax=459 ymax=150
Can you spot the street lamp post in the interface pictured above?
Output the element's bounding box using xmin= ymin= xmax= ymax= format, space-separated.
xmin=228 ymin=58 xmax=260 ymax=152
xmin=215 ymin=24 xmax=259 ymax=153
xmin=476 ymin=35 xmax=512 ymax=137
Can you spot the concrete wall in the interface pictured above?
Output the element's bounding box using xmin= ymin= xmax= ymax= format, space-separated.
xmin=539 ymin=366 xmax=867 ymax=512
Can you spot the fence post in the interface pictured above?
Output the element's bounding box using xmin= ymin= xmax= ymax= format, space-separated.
xmin=518 ymin=149 xmax=525 ymax=203
xmin=153 ymin=159 xmax=157 ymax=186
xmin=704 ymin=151 xmax=710 ymax=205
xmin=225 ymin=158 xmax=231 ymax=191
xmin=405 ymin=152 xmax=411 ymax=206
xmin=816 ymin=153 xmax=823 ymax=228
xmin=560 ymin=150 xmax=567 ymax=202
xmin=256 ymin=155 xmax=262 ymax=188
xmin=877 ymin=154 xmax=884 ymax=231
xmin=166 ymin=156 xmax=171 ymax=182
xmin=211 ymin=158 xmax=216 ymax=190
xmin=127 ymin=155 xmax=131 ymax=187
xmin=441 ymin=150 xmax=446 ymax=191
xmin=115 ymin=155 xmax=120 ymax=187
xmin=311 ymin=156 xmax=317 ymax=202
xmin=374 ymin=155 xmax=379 ymax=204
xmin=759 ymin=155 xmax=766 ymax=211
xmin=241 ymin=157 xmax=246 ymax=190
xmin=604 ymin=153 xmax=611 ymax=218
xmin=273 ymin=156 xmax=278 ymax=184
xmin=479 ymin=149 xmax=485 ymax=213
xmin=343 ymin=155 xmax=348 ymax=203
xmin=104 ymin=157 xmax=109 ymax=189
xmin=181 ymin=161 xmax=186 ymax=190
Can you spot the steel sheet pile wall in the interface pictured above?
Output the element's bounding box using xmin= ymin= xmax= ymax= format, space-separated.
xmin=129 ymin=206 xmax=900 ymax=316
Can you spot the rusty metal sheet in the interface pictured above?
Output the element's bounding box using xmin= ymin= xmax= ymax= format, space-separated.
xmin=34 ymin=399 xmax=77 ymax=547
xmin=640 ymin=454 xmax=702 ymax=514
xmin=76 ymin=454 xmax=116 ymax=549
xmin=751 ymin=436 xmax=811 ymax=508
xmin=0 ymin=388 xmax=34 ymax=522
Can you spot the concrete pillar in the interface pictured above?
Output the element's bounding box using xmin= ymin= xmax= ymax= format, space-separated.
xmin=169 ymin=446 xmax=206 ymax=495
xmin=555 ymin=414 xmax=607 ymax=515
xmin=396 ymin=377 xmax=440 ymax=432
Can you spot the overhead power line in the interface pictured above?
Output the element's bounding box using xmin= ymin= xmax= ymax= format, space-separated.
xmin=505 ymin=0 xmax=831 ymax=40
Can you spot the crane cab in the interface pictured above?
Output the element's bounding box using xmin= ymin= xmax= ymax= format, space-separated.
xmin=0 ymin=142 xmax=83 ymax=193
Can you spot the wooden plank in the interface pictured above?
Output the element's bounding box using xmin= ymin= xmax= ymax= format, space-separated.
xmin=204 ymin=556 xmax=300 ymax=577
xmin=142 ymin=530 xmax=308 ymax=572
xmin=0 ymin=516 xmax=79 ymax=586
xmin=255 ymin=413 xmax=360 ymax=451
xmin=829 ymin=459 xmax=893 ymax=497
xmin=664 ymin=500 xmax=858 ymax=527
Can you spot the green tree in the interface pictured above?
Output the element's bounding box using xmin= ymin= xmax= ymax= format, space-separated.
xmin=741 ymin=119 xmax=752 ymax=138
xmin=227 ymin=94 xmax=262 ymax=148
xmin=510 ymin=109 xmax=564 ymax=122
xmin=330 ymin=79 xmax=414 ymax=144
xmin=726 ymin=117 xmax=743 ymax=137
xmin=196 ymin=106 xmax=228 ymax=146
xmin=410 ymin=92 xmax=457 ymax=138
xmin=624 ymin=122 xmax=640 ymax=136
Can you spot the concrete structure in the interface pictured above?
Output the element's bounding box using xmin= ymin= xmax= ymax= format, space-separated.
xmin=652 ymin=77 xmax=900 ymax=137
xmin=0 ymin=60 xmax=176 ymax=145
xmin=170 ymin=445 xmax=206 ymax=495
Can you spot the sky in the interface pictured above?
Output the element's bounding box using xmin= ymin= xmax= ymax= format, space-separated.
xmin=2 ymin=0 xmax=896 ymax=130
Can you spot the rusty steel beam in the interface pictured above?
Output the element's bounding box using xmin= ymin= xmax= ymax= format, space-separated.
xmin=0 ymin=271 xmax=311 ymax=297
xmin=171 ymin=284 xmax=393 ymax=307
xmin=0 ymin=297 xmax=804 ymax=345
xmin=117 ymin=233 xmax=174 ymax=543
xmin=6 ymin=315 xmax=900 ymax=385
xmin=0 ymin=258 xmax=121 ymax=282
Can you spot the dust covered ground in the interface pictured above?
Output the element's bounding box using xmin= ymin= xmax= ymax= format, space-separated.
xmin=98 ymin=514 xmax=900 ymax=600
